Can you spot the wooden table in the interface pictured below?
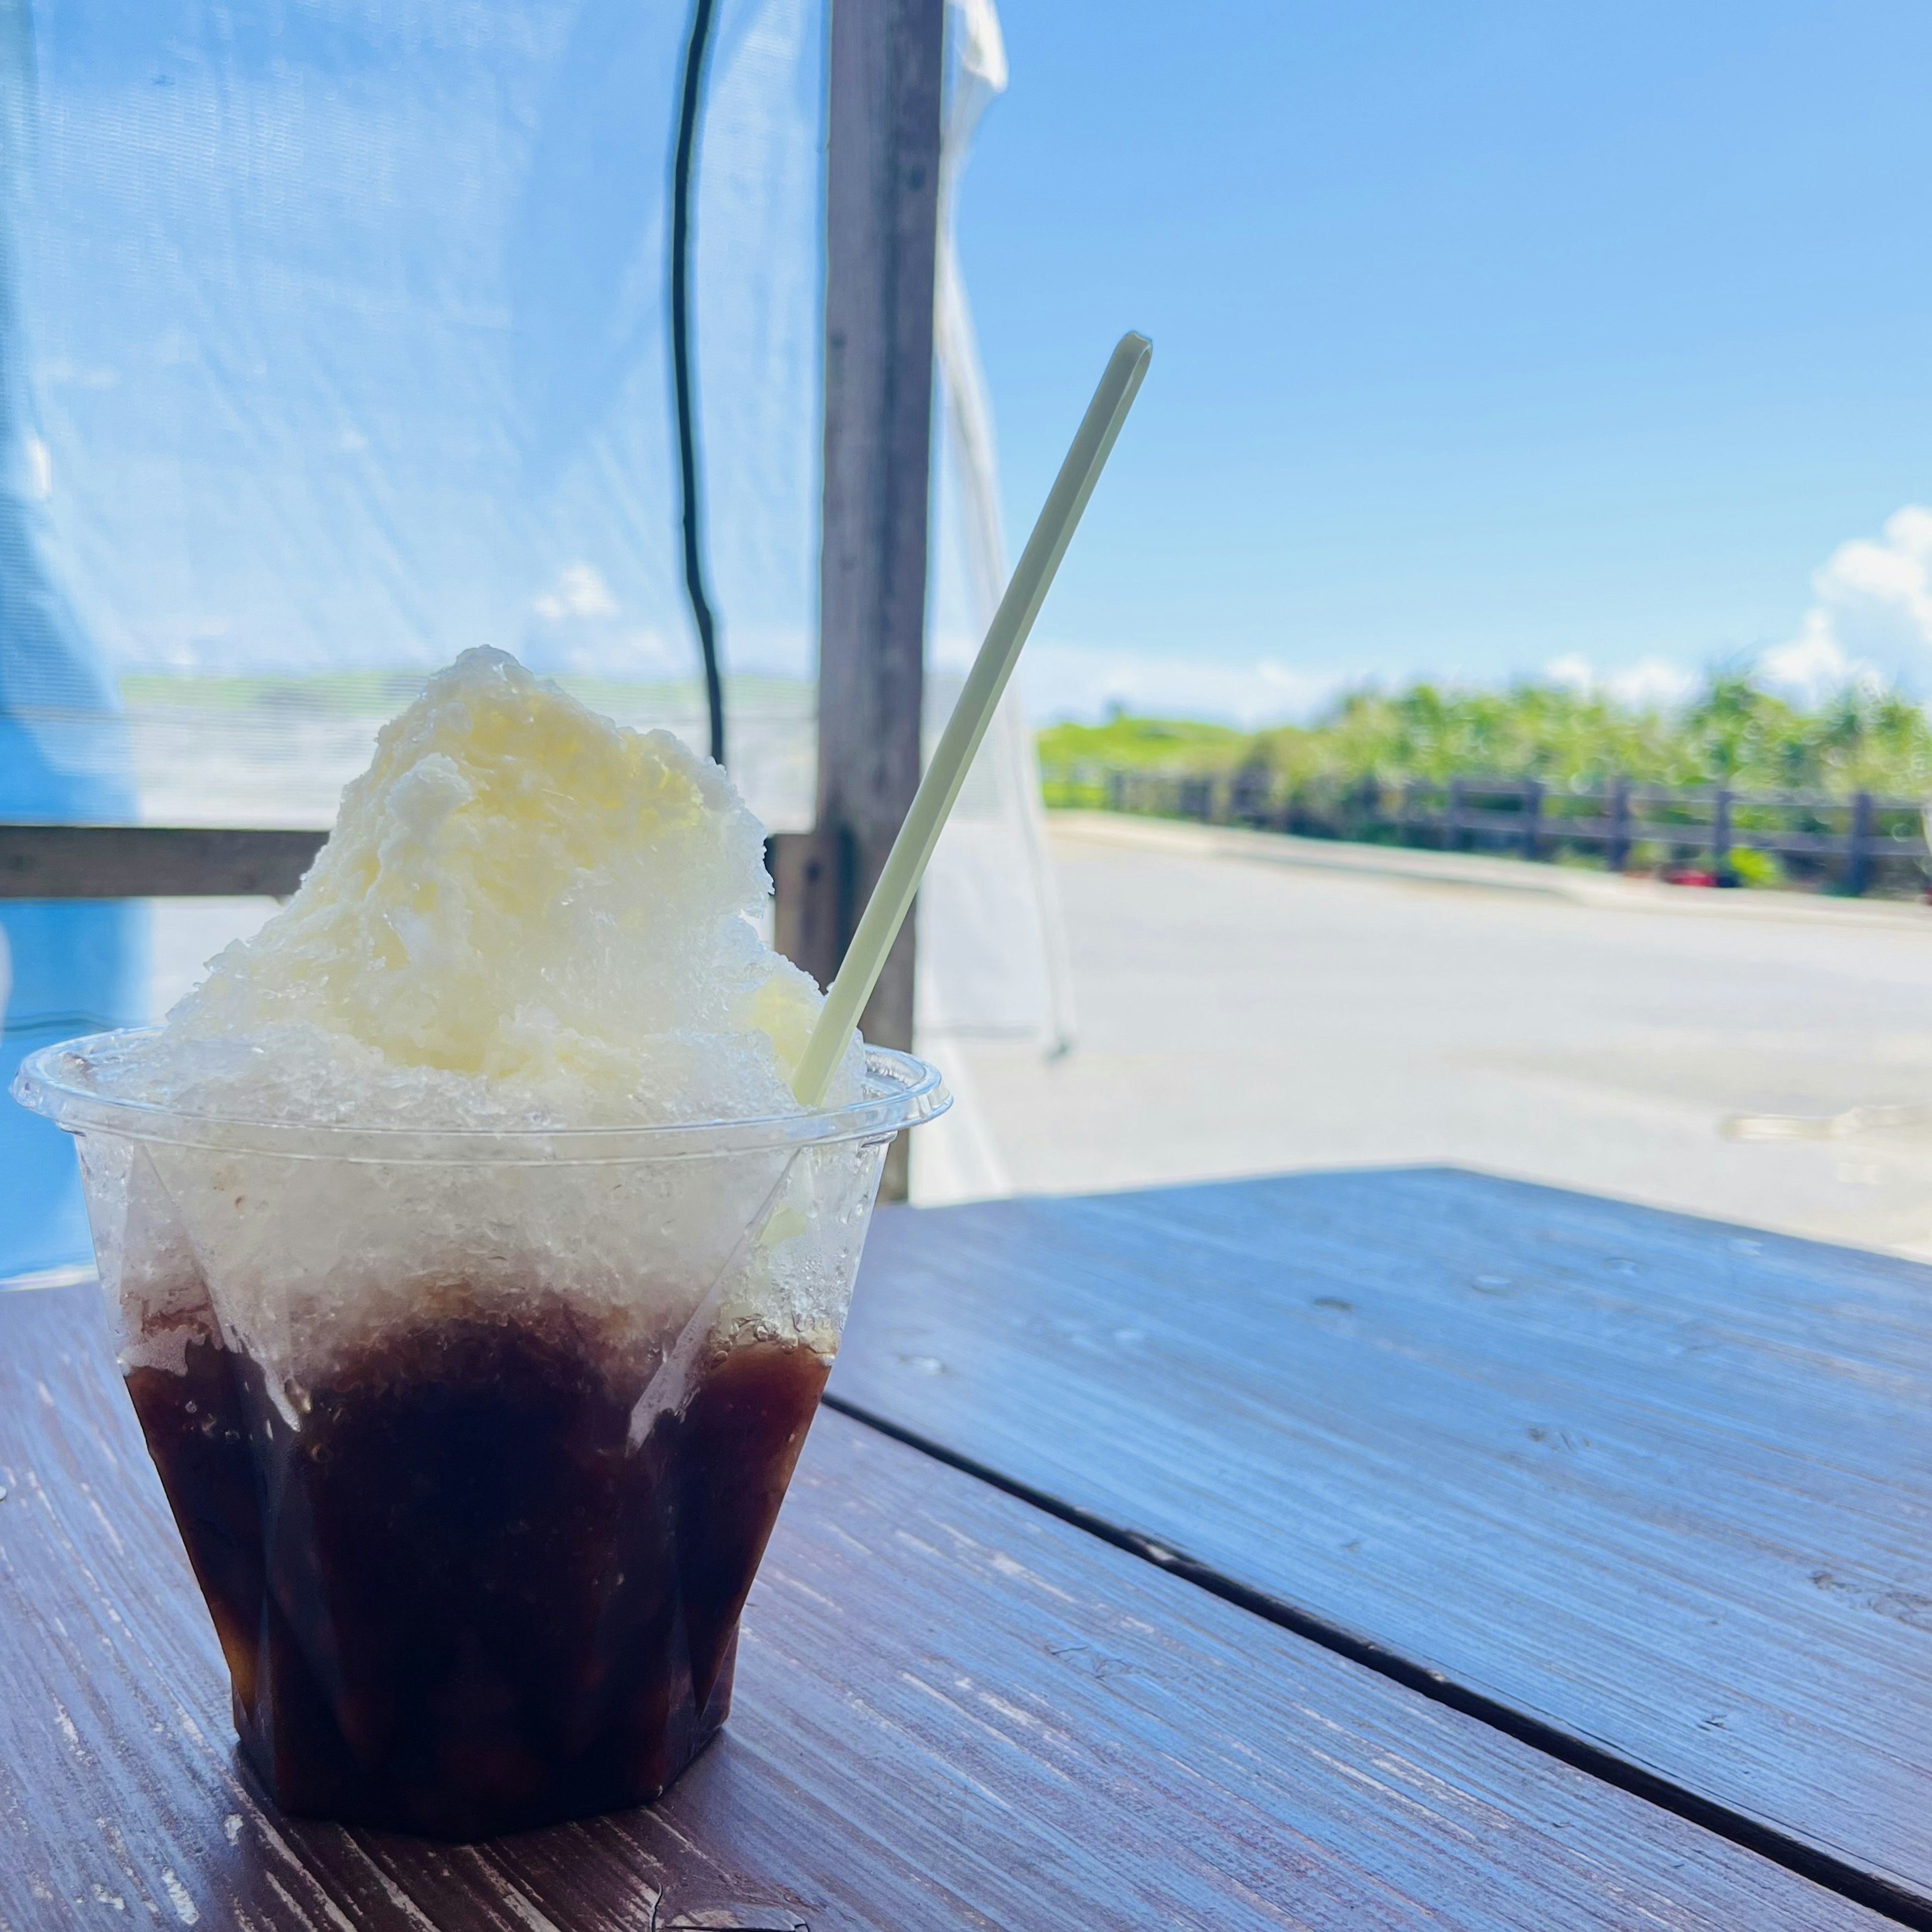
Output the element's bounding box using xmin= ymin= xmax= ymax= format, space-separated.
xmin=4 ymin=1169 xmax=1922 ymax=1929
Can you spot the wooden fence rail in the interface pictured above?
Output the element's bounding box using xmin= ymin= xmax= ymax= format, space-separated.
xmin=0 ymin=826 xmax=329 ymax=899
xmin=1059 ymin=772 xmax=1925 ymax=898
xmin=0 ymin=826 xmax=823 ymax=911
xmin=6 ymin=795 xmax=1920 ymax=904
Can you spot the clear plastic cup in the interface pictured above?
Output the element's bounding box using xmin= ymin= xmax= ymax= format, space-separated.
xmin=13 ymin=1032 xmax=947 ymax=1839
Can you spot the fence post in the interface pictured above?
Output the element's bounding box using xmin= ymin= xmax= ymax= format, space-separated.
xmin=1356 ymin=776 xmax=1379 ymax=842
xmin=1606 ymin=777 xmax=1631 ymax=874
xmin=1521 ymin=778 xmax=1543 ymax=861
xmin=1846 ymin=791 xmax=1874 ymax=896
xmin=1712 ymin=787 xmax=1732 ymax=884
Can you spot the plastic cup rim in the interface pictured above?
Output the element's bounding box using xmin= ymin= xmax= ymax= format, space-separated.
xmin=12 ymin=1029 xmax=950 ymax=1166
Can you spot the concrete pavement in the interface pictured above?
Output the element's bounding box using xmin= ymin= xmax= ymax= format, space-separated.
xmin=919 ymin=814 xmax=1932 ymax=1260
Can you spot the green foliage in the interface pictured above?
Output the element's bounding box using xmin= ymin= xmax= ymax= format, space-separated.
xmin=1725 ymin=845 xmax=1786 ymax=889
xmin=1246 ymin=682 xmax=1676 ymax=791
xmin=1036 ymin=711 xmax=1247 ymax=772
xmin=119 ymin=670 xmax=429 ymax=716
xmin=1041 ymin=672 xmax=1932 ymax=801
xmin=116 ymin=671 xmax=808 ymax=718
xmin=1037 ymin=709 xmax=1249 ymax=807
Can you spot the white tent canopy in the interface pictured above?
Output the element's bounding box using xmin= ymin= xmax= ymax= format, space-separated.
xmin=0 ymin=0 xmax=1063 ymax=1270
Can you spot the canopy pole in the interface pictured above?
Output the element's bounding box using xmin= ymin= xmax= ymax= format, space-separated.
xmin=801 ymin=0 xmax=945 ymax=1198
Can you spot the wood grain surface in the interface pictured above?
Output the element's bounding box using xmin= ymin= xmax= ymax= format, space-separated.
xmin=831 ymin=1167 xmax=1932 ymax=1918
xmin=0 ymin=1281 xmax=1892 ymax=1930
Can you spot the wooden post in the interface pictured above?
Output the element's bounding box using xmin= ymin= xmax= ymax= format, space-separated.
xmin=1231 ymin=765 xmax=1267 ymax=826
xmin=1711 ymin=787 xmax=1733 ymax=884
xmin=1845 ymin=791 xmax=1874 ymax=897
xmin=1521 ymin=779 xmax=1543 ymax=861
xmin=812 ymin=0 xmax=944 ymax=1198
xmin=769 ymin=827 xmax=853 ymax=996
xmin=1606 ymin=777 xmax=1631 ymax=875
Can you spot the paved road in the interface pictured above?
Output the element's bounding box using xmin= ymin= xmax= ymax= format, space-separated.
xmin=925 ymin=815 xmax=1932 ymax=1261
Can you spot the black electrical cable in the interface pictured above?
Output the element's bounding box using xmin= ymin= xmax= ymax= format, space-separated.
xmin=671 ymin=0 xmax=724 ymax=768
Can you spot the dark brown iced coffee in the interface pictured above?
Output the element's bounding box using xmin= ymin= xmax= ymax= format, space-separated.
xmin=127 ymin=1298 xmax=828 ymax=1838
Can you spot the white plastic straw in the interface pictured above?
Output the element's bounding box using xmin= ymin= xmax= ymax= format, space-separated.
xmin=791 ymin=330 xmax=1152 ymax=1107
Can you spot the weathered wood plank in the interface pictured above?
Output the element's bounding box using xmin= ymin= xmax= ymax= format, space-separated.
xmin=0 ymin=1281 xmax=1890 ymax=1929
xmin=832 ymin=1168 xmax=1932 ymax=1916
xmin=0 ymin=826 xmax=326 ymax=898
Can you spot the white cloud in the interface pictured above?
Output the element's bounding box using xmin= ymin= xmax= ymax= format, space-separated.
xmin=1016 ymin=641 xmax=1351 ymax=727
xmin=1543 ymin=653 xmax=1698 ymax=709
xmin=1546 ymin=508 xmax=1932 ymax=713
xmin=986 ymin=507 xmax=1932 ymax=734
xmin=1769 ymin=505 xmax=1932 ymax=698
xmin=532 ymin=562 xmax=618 ymax=622
xmin=1755 ymin=621 xmax=1881 ymax=707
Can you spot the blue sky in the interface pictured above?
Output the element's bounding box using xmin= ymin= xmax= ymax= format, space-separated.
xmin=959 ymin=0 xmax=1932 ymax=722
